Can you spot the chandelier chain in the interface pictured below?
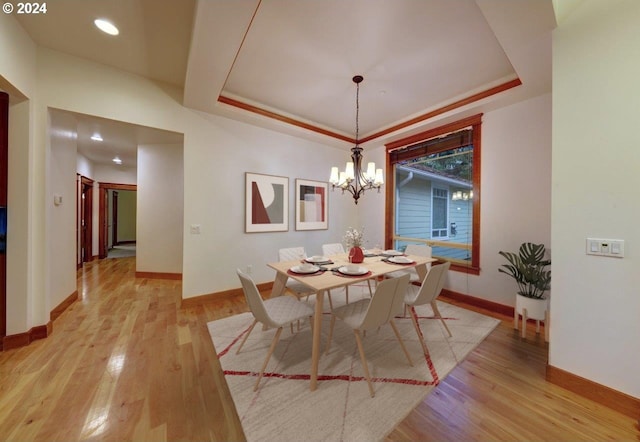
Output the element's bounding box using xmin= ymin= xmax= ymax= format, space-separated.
xmin=355 ymin=81 xmax=359 ymax=144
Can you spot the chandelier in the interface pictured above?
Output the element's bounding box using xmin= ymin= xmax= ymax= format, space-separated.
xmin=329 ymin=75 xmax=384 ymax=204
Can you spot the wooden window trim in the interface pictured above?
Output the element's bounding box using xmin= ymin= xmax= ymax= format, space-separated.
xmin=385 ymin=114 xmax=482 ymax=275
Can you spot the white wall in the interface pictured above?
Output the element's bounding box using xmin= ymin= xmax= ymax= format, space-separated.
xmin=76 ymin=154 xmax=93 ymax=178
xmin=181 ymin=112 xmax=358 ymax=297
xmin=137 ymin=144 xmax=183 ymax=274
xmin=93 ymin=164 xmax=136 ymax=185
xmin=2 ymin=14 xmax=37 ymax=334
xmin=47 ymin=110 xmax=79 ymax=311
xmin=6 ymin=99 xmax=32 ymax=334
xmin=551 ymin=0 xmax=640 ymax=398
xmin=0 ymin=13 xmax=36 ymax=98
xmin=25 ymin=46 xmax=358 ymax=303
xmin=448 ymin=94 xmax=552 ymax=305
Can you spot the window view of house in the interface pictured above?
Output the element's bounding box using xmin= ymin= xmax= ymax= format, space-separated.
xmin=392 ymin=127 xmax=475 ymax=268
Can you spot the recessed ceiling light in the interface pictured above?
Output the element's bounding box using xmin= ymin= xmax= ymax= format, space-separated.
xmin=94 ymin=19 xmax=119 ymax=36
xmin=112 ymin=156 xmax=122 ymax=165
xmin=90 ymin=133 xmax=103 ymax=141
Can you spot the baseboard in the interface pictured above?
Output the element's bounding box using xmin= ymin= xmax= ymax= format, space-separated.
xmin=441 ymin=288 xmax=514 ymax=317
xmin=546 ymin=364 xmax=640 ymax=420
xmin=116 ymin=240 xmax=136 ymax=245
xmin=181 ymin=281 xmax=274 ymax=308
xmin=3 ymin=322 xmax=52 ymax=351
xmin=135 ymin=271 xmax=182 ymax=280
xmin=3 ymin=289 xmax=78 ymax=352
xmin=50 ymin=290 xmax=79 ymax=321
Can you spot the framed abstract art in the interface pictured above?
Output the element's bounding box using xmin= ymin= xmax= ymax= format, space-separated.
xmin=245 ymin=172 xmax=289 ymax=233
xmin=295 ymin=179 xmax=328 ymax=231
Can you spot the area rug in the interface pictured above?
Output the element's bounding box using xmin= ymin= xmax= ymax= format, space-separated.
xmin=207 ymin=288 xmax=500 ymax=442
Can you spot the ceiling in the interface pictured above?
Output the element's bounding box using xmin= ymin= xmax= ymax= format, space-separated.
xmin=15 ymin=0 xmax=556 ymax=164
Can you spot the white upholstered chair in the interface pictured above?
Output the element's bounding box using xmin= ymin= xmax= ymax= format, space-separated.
xmin=236 ymin=269 xmax=314 ymax=391
xmin=324 ymin=274 xmax=412 ymax=397
xmin=404 ymin=261 xmax=452 ymax=357
xmin=386 ymin=244 xmax=432 ymax=282
xmin=321 ymin=243 xmax=351 ymax=304
xmin=322 ymin=242 xmax=373 ymax=302
xmin=278 ymin=246 xmax=316 ymax=300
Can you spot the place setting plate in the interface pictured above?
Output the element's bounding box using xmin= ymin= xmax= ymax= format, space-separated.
xmin=381 ymin=249 xmax=404 ymax=257
xmin=289 ymin=264 xmax=321 ymax=275
xmin=385 ymin=256 xmax=415 ymax=265
xmin=336 ymin=265 xmax=371 ymax=277
xmin=304 ymin=256 xmax=333 ymax=265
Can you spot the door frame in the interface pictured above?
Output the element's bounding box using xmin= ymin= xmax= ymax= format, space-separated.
xmin=98 ymin=182 xmax=137 ymax=259
xmin=79 ymin=176 xmax=94 ymax=264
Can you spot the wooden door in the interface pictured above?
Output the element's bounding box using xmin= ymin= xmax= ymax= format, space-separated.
xmin=80 ymin=177 xmax=94 ymax=263
xmin=0 ymin=91 xmax=8 ymax=346
xmin=112 ymin=191 xmax=119 ymax=245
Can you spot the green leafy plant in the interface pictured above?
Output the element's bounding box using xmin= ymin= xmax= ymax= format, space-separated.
xmin=498 ymin=242 xmax=551 ymax=299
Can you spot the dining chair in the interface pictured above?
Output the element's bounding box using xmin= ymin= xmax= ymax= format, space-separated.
xmin=278 ymin=246 xmax=316 ymax=301
xmin=236 ymin=269 xmax=314 ymax=391
xmin=404 ymin=261 xmax=452 ymax=357
xmin=321 ymin=243 xmax=351 ymax=305
xmin=386 ymin=244 xmax=432 ymax=282
xmin=322 ymin=242 xmax=373 ymax=303
xmin=324 ymin=274 xmax=412 ymax=397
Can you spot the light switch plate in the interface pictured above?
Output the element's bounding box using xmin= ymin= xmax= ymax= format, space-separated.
xmin=190 ymin=224 xmax=201 ymax=234
xmin=586 ymin=238 xmax=624 ymax=258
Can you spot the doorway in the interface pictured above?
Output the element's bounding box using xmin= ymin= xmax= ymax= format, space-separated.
xmin=78 ymin=176 xmax=94 ymax=265
xmin=99 ymin=183 xmax=137 ymax=259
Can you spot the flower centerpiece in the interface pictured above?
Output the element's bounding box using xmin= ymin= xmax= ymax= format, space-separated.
xmin=344 ymin=227 xmax=365 ymax=263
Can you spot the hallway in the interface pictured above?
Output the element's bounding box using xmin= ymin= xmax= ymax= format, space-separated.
xmin=107 ymin=244 xmax=136 ymax=259
xmin=0 ymin=257 xmax=244 ymax=441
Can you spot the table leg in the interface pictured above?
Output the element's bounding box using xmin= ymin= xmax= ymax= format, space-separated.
xmin=310 ymin=290 xmax=324 ymax=391
xmin=271 ymin=272 xmax=288 ymax=297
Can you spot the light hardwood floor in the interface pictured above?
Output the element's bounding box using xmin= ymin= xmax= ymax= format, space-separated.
xmin=0 ymin=257 xmax=637 ymax=441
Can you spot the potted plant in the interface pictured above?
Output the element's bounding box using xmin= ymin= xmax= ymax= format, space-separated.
xmin=498 ymin=242 xmax=551 ymax=323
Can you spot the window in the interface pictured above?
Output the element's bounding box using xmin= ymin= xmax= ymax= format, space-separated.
xmin=431 ymin=188 xmax=448 ymax=238
xmin=385 ymin=114 xmax=481 ymax=274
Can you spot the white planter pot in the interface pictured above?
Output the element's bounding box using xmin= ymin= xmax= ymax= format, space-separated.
xmin=515 ymin=294 xmax=548 ymax=321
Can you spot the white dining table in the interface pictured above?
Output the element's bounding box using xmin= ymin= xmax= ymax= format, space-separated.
xmin=267 ymin=252 xmax=436 ymax=391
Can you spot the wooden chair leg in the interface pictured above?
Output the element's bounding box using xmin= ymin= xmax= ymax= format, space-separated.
xmin=354 ymin=330 xmax=375 ymax=398
xmin=521 ymin=308 xmax=528 ymax=339
xmin=409 ymin=307 xmax=430 ymax=356
xmin=389 ymin=319 xmax=413 ymax=366
xmin=324 ymin=315 xmax=336 ymax=355
xmin=327 ymin=291 xmax=334 ymax=310
xmin=236 ymin=319 xmax=258 ymax=354
xmin=255 ymin=327 xmax=283 ymax=391
xmin=345 ymin=286 xmax=349 ymax=304
xmin=431 ymin=301 xmax=452 ymax=337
